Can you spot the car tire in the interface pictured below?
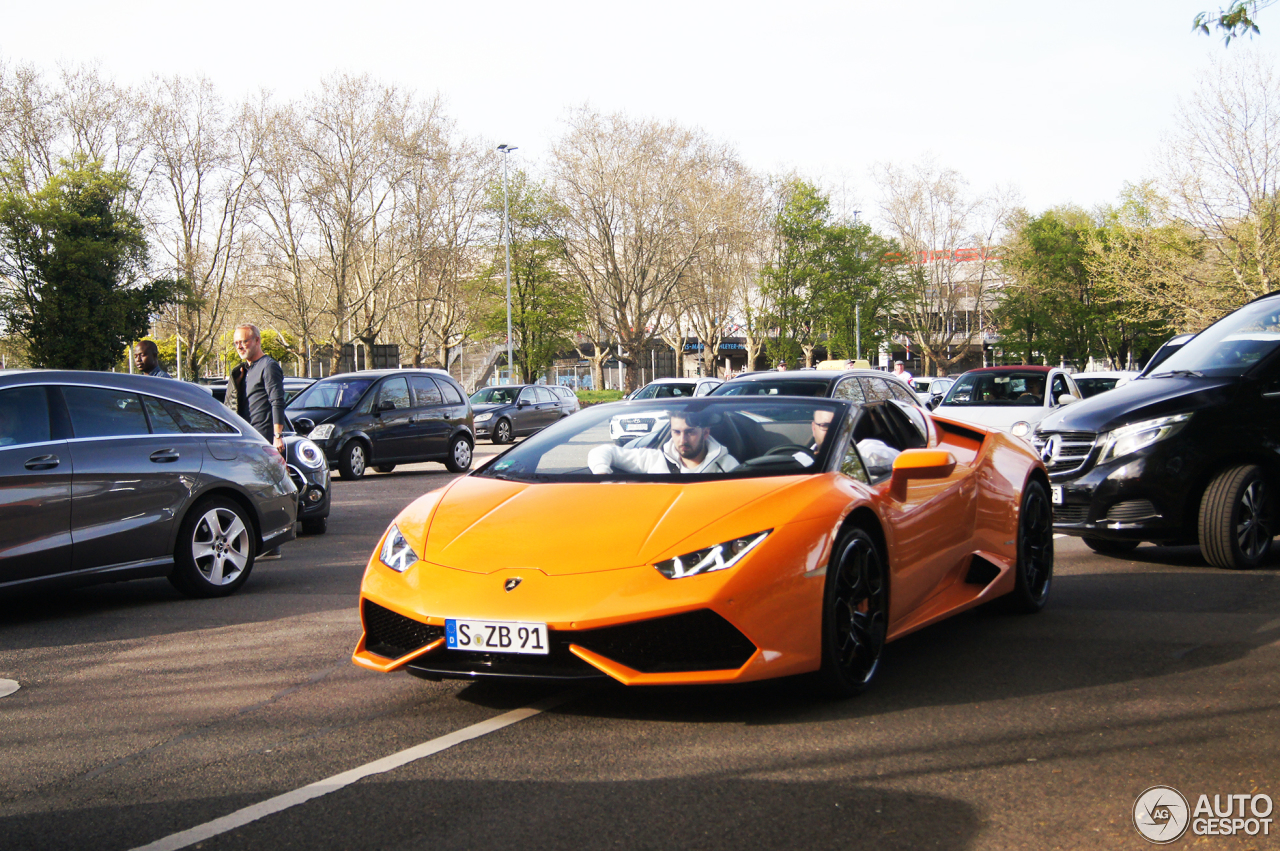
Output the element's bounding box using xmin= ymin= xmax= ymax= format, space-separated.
xmin=1002 ymin=479 xmax=1054 ymax=613
xmin=300 ymin=516 xmax=328 ymax=535
xmin=374 ymin=465 xmax=396 ymax=474
xmin=1199 ymin=464 xmax=1274 ymax=569
xmin=445 ymin=434 xmax=473 ymax=473
xmin=168 ymin=497 xmax=256 ymax=598
xmin=816 ymin=527 xmax=888 ymax=698
xmin=338 ymin=441 xmax=368 ymax=480
xmin=1082 ymin=536 xmax=1139 ymax=555
xmin=492 ymin=418 xmax=513 ymax=444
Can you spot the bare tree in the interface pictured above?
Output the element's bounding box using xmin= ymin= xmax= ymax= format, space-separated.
xmin=550 ymin=108 xmax=737 ymax=391
xmin=1162 ymin=52 xmax=1280 ymax=307
xmin=142 ymin=75 xmax=256 ymax=378
xmin=874 ymin=158 xmax=1015 ymax=374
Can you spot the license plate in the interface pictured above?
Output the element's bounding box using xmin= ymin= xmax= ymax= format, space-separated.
xmin=1051 ymin=485 xmax=1063 ymax=505
xmin=625 ymin=423 xmax=649 ymax=432
xmin=446 ymin=619 xmax=549 ymax=654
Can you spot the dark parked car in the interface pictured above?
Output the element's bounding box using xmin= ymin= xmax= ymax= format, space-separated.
xmin=469 ymin=384 xmax=577 ymax=444
xmin=547 ymin=383 xmax=582 ymax=414
xmin=710 ymin=369 xmax=922 ymax=407
xmin=286 ymin=369 xmax=474 ymax=480
xmin=200 ymin=376 xmax=314 ymax=405
xmin=1033 ymin=291 xmax=1280 ymax=569
xmin=0 ymin=370 xmax=298 ymax=598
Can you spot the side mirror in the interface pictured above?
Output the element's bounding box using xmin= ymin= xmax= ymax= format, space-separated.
xmin=889 ymin=449 xmax=957 ymax=501
xmin=375 ymin=400 xmax=395 ymax=414
xmin=1057 ymin=394 xmax=1078 ymax=406
xmin=294 ymin=417 xmax=315 ymax=435
xmin=517 ymin=399 xmax=529 ymax=408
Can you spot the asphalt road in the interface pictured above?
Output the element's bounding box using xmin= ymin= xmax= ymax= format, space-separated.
xmin=2 ymin=442 xmax=1279 ymax=851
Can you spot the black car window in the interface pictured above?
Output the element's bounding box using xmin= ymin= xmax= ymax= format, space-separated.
xmin=884 ymin=379 xmax=917 ymax=404
xmin=63 ymin=386 xmax=150 ymax=438
xmin=378 ymin=377 xmax=411 ymax=410
xmin=1050 ymin=374 xmax=1070 ymax=402
xmin=434 ymin=377 xmax=464 ymax=405
xmin=471 ymin=386 xmax=518 ymax=405
xmin=711 ymin=380 xmax=830 ymax=397
xmin=145 ymin=396 xmax=236 ymax=434
xmin=409 ymin=375 xmax=443 ymax=406
xmin=290 ymin=377 xmax=375 ymax=409
xmin=0 ymin=386 xmax=51 ymax=447
xmin=833 ymin=378 xmax=866 ymax=403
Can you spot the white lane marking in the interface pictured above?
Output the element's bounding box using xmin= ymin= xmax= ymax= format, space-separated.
xmin=1256 ymin=618 xmax=1280 ymax=634
xmin=0 ymin=679 xmax=18 ymax=698
xmin=129 ymin=690 xmax=577 ymax=851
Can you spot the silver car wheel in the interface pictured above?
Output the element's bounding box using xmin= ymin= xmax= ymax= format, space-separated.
xmin=190 ymin=506 xmax=251 ymax=586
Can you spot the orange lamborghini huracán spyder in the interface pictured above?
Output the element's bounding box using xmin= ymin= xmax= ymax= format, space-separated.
xmin=352 ymin=395 xmax=1052 ymax=696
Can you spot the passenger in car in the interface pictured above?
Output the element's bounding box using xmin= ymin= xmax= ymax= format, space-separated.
xmin=588 ymin=410 xmax=740 ymax=474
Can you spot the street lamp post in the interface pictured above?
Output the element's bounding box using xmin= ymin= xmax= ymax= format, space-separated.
xmin=497 ymin=143 xmax=517 ymax=384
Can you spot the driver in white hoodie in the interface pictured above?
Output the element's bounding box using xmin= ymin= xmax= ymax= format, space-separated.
xmin=588 ymin=410 xmax=739 ymax=474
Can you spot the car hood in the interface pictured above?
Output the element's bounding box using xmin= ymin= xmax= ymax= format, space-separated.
xmin=419 ymin=474 xmax=812 ymax=576
xmin=1037 ymin=374 xmax=1238 ymax=434
xmin=287 ymin=407 xmax=352 ymax=427
xmin=933 ymin=404 xmax=1051 ymax=430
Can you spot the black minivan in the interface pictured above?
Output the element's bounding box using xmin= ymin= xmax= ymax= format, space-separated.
xmin=1033 ymin=291 xmax=1280 ymax=569
xmin=287 ymin=369 xmax=474 ymax=479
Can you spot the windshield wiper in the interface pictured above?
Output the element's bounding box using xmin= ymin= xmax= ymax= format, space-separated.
xmin=1150 ymin=369 xmax=1204 ymax=378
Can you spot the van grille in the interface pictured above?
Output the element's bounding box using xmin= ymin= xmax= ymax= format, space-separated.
xmin=1032 ymin=430 xmax=1097 ymax=476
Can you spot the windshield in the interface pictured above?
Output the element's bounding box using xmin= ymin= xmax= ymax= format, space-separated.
xmin=471 ymin=386 xmax=521 ymax=405
xmin=1149 ymin=299 xmax=1280 ymax=378
xmin=288 ymin=377 xmax=375 ymax=409
xmin=1074 ymin=376 xmax=1122 ymax=398
xmin=710 ymin=379 xmax=831 ymax=397
xmin=476 ymin=398 xmax=845 ymax=483
xmin=942 ymin=371 xmax=1048 ymax=407
xmin=633 ymin=382 xmax=697 ymax=399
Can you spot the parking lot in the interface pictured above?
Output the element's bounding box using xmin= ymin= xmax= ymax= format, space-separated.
xmin=2 ymin=440 xmax=1279 ymax=850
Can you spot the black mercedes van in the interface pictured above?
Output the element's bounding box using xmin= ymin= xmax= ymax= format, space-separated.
xmin=1033 ymin=291 xmax=1280 ymax=569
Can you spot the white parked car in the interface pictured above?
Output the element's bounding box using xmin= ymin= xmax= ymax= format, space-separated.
xmin=1071 ymin=370 xmax=1139 ymax=399
xmin=608 ymin=377 xmax=723 ymax=443
xmin=934 ymin=365 xmax=1081 ymax=440
xmin=912 ymin=376 xmax=955 ymax=408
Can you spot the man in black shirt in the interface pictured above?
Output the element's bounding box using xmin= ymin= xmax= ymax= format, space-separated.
xmin=231 ymin=323 xmax=287 ymax=559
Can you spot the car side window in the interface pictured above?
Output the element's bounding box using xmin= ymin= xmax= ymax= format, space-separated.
xmin=833 ymin=378 xmax=866 ymax=403
xmin=63 ymin=386 xmax=149 ymax=438
xmin=535 ymin=387 xmax=556 ymax=403
xmin=518 ymin=387 xmax=538 ymax=405
xmin=0 ymin=386 xmax=51 ymax=447
xmin=859 ymin=378 xmax=893 ymax=403
xmin=409 ymin=375 xmax=443 ymax=407
xmin=378 ymin=377 xmax=411 ymax=410
xmin=885 ymin=380 xmax=917 ymax=404
xmin=1051 ymin=374 xmax=1069 ymax=402
xmin=840 ymin=441 xmax=870 ymax=483
xmin=433 ymin=377 xmax=464 ymax=405
xmin=144 ymin=396 xmax=236 ymax=434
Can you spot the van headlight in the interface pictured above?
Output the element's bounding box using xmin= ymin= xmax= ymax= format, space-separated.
xmin=310 ymin=423 xmax=334 ymax=440
xmin=1097 ymin=414 xmax=1192 ymax=463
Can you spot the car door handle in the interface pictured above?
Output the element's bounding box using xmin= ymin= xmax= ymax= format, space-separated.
xmin=150 ymin=449 xmax=181 ymax=463
xmin=24 ymin=454 xmax=60 ymax=470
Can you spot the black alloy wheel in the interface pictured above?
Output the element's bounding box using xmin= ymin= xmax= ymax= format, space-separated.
xmin=169 ymin=497 xmax=256 ymax=598
xmin=445 ymin=434 xmax=473 ymax=473
xmin=493 ymin=418 xmax=513 ymax=444
xmin=338 ymin=441 xmax=368 ymax=480
xmin=1003 ymin=479 xmax=1054 ymax=613
xmin=817 ymin=527 xmax=888 ymax=697
xmin=1200 ymin=464 xmax=1274 ymax=569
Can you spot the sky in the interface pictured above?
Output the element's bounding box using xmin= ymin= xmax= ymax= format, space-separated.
xmin=0 ymin=0 xmax=1269 ymax=229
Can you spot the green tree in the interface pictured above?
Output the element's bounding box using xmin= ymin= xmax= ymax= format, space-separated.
xmin=1195 ymin=1 xmax=1275 ymax=44
xmin=818 ymin=219 xmax=906 ymax=363
xmin=0 ymin=157 xmax=178 ymax=370
xmin=483 ymin=172 xmax=584 ymax=383
xmin=760 ymin=180 xmax=833 ymax=366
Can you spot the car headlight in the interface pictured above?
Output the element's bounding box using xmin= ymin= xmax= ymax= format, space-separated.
xmin=474 ymin=412 xmax=493 ymax=423
xmin=379 ymin=524 xmax=419 ymax=573
xmin=1097 ymin=413 xmax=1192 ymax=464
xmin=294 ymin=438 xmax=326 ymax=469
xmin=655 ymin=531 xmax=771 ymax=579
xmin=310 ymin=423 xmax=334 ymax=440
xmin=1010 ymin=421 xmax=1031 ymax=437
